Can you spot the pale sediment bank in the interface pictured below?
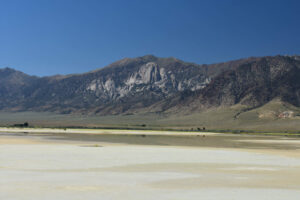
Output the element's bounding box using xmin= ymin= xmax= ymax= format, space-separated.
xmin=0 ymin=127 xmax=220 ymax=136
xmin=1 ymin=132 xmax=300 ymax=200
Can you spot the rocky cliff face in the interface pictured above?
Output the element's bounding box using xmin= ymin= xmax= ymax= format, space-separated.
xmin=155 ymin=55 xmax=300 ymax=113
xmin=0 ymin=55 xmax=215 ymax=113
xmin=0 ymin=55 xmax=299 ymax=115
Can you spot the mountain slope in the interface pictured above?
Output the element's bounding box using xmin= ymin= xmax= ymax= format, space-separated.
xmin=0 ymin=55 xmax=299 ymax=117
xmin=0 ymin=68 xmax=38 ymax=111
xmin=154 ymin=55 xmax=300 ymax=114
xmin=0 ymin=55 xmax=226 ymax=113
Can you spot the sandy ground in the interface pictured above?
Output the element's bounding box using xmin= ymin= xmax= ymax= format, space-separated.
xmin=0 ymin=127 xmax=221 ymax=136
xmin=1 ymin=132 xmax=300 ymax=200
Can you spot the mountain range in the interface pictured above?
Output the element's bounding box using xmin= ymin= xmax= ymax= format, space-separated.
xmin=1 ymin=54 xmax=300 ymax=129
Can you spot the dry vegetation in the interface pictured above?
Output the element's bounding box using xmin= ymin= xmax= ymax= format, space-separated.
xmin=0 ymin=99 xmax=299 ymax=133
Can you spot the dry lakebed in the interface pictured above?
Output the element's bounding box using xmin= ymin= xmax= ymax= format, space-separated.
xmin=1 ymin=128 xmax=300 ymax=200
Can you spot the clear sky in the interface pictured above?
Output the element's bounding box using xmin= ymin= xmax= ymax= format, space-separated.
xmin=1 ymin=0 xmax=299 ymax=76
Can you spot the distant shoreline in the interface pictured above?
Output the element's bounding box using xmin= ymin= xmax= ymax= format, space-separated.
xmin=1 ymin=127 xmax=300 ymax=137
xmin=0 ymin=127 xmax=219 ymax=136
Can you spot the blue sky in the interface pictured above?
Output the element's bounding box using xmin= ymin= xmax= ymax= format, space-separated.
xmin=1 ymin=0 xmax=299 ymax=76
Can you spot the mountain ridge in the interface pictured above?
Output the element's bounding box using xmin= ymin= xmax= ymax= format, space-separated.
xmin=0 ymin=55 xmax=299 ymax=117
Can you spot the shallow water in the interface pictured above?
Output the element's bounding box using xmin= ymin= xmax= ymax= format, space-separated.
xmin=1 ymin=132 xmax=300 ymax=200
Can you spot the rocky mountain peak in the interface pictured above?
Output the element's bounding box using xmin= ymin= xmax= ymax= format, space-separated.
xmin=0 ymin=55 xmax=299 ymax=115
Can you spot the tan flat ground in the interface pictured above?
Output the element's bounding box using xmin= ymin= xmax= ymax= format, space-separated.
xmin=1 ymin=131 xmax=300 ymax=200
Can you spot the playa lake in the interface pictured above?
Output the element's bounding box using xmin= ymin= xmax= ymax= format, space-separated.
xmin=1 ymin=131 xmax=300 ymax=200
